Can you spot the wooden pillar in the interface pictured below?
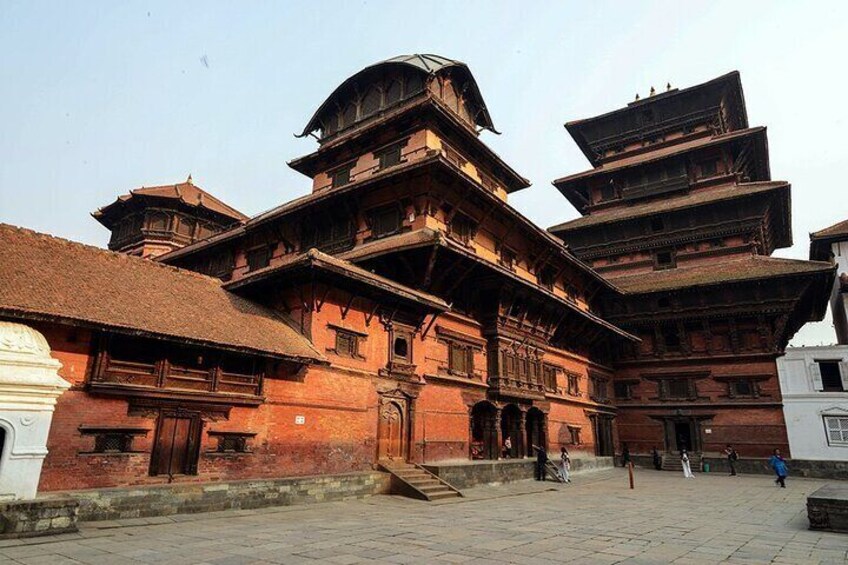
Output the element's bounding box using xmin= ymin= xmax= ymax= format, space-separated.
xmin=494 ymin=408 xmax=503 ymax=460
xmin=518 ymin=410 xmax=527 ymax=458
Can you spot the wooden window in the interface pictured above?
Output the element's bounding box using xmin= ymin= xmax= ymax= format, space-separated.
xmin=655 ymin=250 xmax=676 ymax=270
xmin=567 ymin=373 xmax=580 ymax=396
xmin=568 ymin=426 xmax=581 ymax=445
xmin=361 ymin=87 xmax=381 ymax=117
xmin=729 ymin=379 xmax=756 ymax=398
xmin=613 ymin=381 xmax=632 ymax=400
xmin=448 ymin=342 xmax=473 ymax=376
xmin=697 ymin=159 xmax=719 ymax=179
xmin=176 ymin=217 xmax=194 ymax=237
xmin=392 ymin=333 xmax=411 ymax=363
xmin=330 ymin=164 xmax=353 ymax=188
xmin=479 ymin=172 xmax=498 ymax=193
xmin=197 ymin=223 xmax=216 ymax=239
xmin=650 ymin=217 xmax=665 ymax=232
xmin=824 ymin=416 xmax=848 ymax=446
xmin=565 ymin=284 xmax=579 ymax=304
xmin=443 ymin=145 xmax=467 ymax=168
xmin=376 ymin=143 xmax=402 ymax=170
xmin=208 ymin=431 xmax=256 ymax=453
xmin=542 ymin=364 xmax=558 ymax=393
xmin=334 ymin=329 xmax=360 ymax=359
xmin=147 ymin=211 xmax=170 ymax=232
xmin=302 ymin=215 xmax=355 ymax=254
xmin=591 ymin=377 xmax=608 ymax=403
xmin=662 ymin=327 xmax=681 ymax=351
xmin=370 ymin=205 xmax=402 ymax=239
xmin=665 ymin=378 xmax=692 ymax=399
xmin=449 ymin=213 xmax=476 ymax=245
xmin=818 ymin=361 xmax=845 ymax=392
xmin=204 ymin=250 xmax=235 ymax=279
xmin=499 ymin=247 xmax=517 ymax=271
xmin=599 ymin=182 xmax=617 ymax=202
xmin=538 ymin=266 xmax=556 ymax=291
xmin=246 ymin=246 xmax=271 ymax=271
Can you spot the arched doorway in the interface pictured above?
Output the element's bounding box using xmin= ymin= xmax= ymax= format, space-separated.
xmin=526 ymin=407 xmax=546 ymax=454
xmin=470 ymin=401 xmax=498 ymax=460
xmin=378 ymin=400 xmax=407 ymax=461
xmin=500 ymin=404 xmax=523 ymax=458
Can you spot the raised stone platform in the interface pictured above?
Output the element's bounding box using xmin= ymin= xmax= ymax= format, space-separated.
xmin=422 ymin=456 xmax=613 ymax=489
xmin=53 ymin=471 xmax=390 ymax=522
xmin=0 ymin=497 xmax=79 ymax=539
xmin=808 ymin=483 xmax=848 ymax=533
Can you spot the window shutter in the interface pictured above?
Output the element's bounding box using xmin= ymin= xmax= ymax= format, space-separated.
xmin=809 ymin=362 xmax=823 ymax=391
xmin=840 ymin=361 xmax=848 ymax=390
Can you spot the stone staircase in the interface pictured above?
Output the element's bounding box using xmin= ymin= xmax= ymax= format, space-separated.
xmin=662 ymin=453 xmax=701 ymax=472
xmin=379 ymin=461 xmax=463 ymax=501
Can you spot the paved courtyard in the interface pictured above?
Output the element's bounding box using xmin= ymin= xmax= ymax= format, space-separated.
xmin=2 ymin=468 xmax=846 ymax=564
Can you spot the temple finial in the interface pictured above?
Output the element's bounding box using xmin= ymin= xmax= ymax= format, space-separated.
xmin=186 ymin=174 xmax=193 ymax=184
xmin=649 ymin=86 xmax=656 ymax=96
xmin=635 ymin=93 xmax=640 ymax=101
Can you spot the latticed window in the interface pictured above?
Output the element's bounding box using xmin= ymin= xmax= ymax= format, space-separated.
xmin=613 ymin=381 xmax=631 ymax=399
xmin=449 ymin=213 xmax=476 ymax=245
xmin=542 ymin=364 xmax=558 ymax=392
xmin=568 ymin=426 xmax=581 ymax=445
xmin=665 ymin=378 xmax=692 ymax=399
xmin=729 ymin=379 xmax=756 ymax=398
xmin=824 ymin=416 xmax=848 ymax=446
xmin=499 ymin=247 xmax=517 ymax=271
xmin=94 ymin=433 xmax=134 ymax=453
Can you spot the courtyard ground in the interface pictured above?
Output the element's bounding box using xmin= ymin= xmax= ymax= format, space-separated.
xmin=1 ymin=468 xmax=845 ymax=564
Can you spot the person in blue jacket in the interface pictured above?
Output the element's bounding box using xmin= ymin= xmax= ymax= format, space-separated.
xmin=768 ymin=448 xmax=788 ymax=488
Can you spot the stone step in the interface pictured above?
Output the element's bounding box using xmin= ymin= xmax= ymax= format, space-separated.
xmin=428 ymin=490 xmax=461 ymax=500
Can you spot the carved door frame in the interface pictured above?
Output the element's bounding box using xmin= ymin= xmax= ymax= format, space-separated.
xmin=377 ymin=390 xmax=414 ymax=462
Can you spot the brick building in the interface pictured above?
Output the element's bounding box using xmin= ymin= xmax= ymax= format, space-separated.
xmin=0 ymin=58 xmax=834 ymax=499
xmin=549 ymin=72 xmax=834 ymax=463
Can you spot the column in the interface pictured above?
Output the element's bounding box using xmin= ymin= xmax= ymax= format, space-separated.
xmin=518 ymin=410 xmax=527 ymax=458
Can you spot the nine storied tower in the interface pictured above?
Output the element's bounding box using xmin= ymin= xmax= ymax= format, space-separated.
xmin=549 ymin=73 xmax=834 ymax=463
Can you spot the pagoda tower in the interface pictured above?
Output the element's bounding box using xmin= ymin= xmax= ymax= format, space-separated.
xmin=93 ymin=176 xmax=247 ymax=258
xmin=549 ymin=73 xmax=835 ymax=461
xmin=160 ymin=55 xmax=637 ymax=463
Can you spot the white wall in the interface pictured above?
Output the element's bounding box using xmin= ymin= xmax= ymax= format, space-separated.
xmin=778 ymin=345 xmax=848 ymax=461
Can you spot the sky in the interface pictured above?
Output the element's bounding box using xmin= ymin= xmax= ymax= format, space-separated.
xmin=1 ymin=1 xmax=846 ymax=346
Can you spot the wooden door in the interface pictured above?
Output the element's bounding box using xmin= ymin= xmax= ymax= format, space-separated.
xmin=151 ymin=412 xmax=200 ymax=479
xmin=378 ymin=401 xmax=406 ymax=461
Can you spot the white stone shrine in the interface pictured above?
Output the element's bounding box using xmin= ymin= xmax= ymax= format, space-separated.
xmin=0 ymin=322 xmax=70 ymax=500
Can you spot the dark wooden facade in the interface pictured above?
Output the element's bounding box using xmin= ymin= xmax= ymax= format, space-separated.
xmin=550 ymin=72 xmax=834 ymax=458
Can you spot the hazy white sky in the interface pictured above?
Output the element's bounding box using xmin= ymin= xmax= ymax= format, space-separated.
xmin=1 ymin=1 xmax=846 ymax=345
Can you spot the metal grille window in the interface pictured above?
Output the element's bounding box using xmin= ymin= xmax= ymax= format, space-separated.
xmin=94 ymin=433 xmax=133 ymax=453
xmin=825 ymin=417 xmax=848 ymax=446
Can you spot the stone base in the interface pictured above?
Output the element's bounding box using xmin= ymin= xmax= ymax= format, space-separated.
xmin=422 ymin=456 xmax=613 ymax=489
xmin=629 ymin=454 xmax=848 ymax=480
xmin=807 ymin=484 xmax=848 ymax=533
xmin=53 ymin=471 xmax=389 ymax=522
xmin=0 ymin=497 xmax=79 ymax=539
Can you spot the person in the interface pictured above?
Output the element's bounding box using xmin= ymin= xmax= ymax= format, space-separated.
xmin=502 ymin=437 xmax=512 ymax=459
xmin=534 ymin=444 xmax=547 ymax=481
xmin=621 ymin=444 xmax=631 ymax=468
xmin=769 ymin=448 xmax=788 ymax=488
xmin=559 ymin=446 xmax=571 ymax=483
xmin=651 ymin=447 xmax=662 ymax=471
xmin=724 ymin=444 xmax=738 ymax=476
xmin=681 ymin=449 xmax=695 ymax=478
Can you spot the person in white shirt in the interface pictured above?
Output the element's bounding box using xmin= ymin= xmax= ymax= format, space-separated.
xmin=681 ymin=449 xmax=695 ymax=478
xmin=559 ymin=447 xmax=571 ymax=483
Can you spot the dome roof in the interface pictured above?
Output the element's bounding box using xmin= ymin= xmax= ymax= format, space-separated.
xmin=0 ymin=321 xmax=51 ymax=357
xmin=299 ymin=54 xmax=496 ymax=138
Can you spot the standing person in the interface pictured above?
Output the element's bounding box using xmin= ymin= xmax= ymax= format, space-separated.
xmin=559 ymin=446 xmax=571 ymax=483
xmin=534 ymin=444 xmax=547 ymax=481
xmin=502 ymin=436 xmax=512 ymax=459
xmin=769 ymin=448 xmax=788 ymax=488
xmin=681 ymin=449 xmax=695 ymax=478
xmin=621 ymin=444 xmax=631 ymax=468
xmin=724 ymin=444 xmax=738 ymax=476
xmin=651 ymin=447 xmax=662 ymax=471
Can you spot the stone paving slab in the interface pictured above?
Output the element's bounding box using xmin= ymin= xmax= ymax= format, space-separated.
xmin=2 ymin=468 xmax=846 ymax=564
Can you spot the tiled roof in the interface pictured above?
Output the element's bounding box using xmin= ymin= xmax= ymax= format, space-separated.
xmin=611 ymin=255 xmax=834 ymax=294
xmin=93 ymin=179 xmax=248 ymax=225
xmin=0 ymin=224 xmax=325 ymax=362
xmin=553 ymin=127 xmax=766 ymax=188
xmin=811 ymin=219 xmax=848 ymax=240
xmin=225 ymin=248 xmax=449 ymax=311
xmin=549 ymin=181 xmax=789 ymax=233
